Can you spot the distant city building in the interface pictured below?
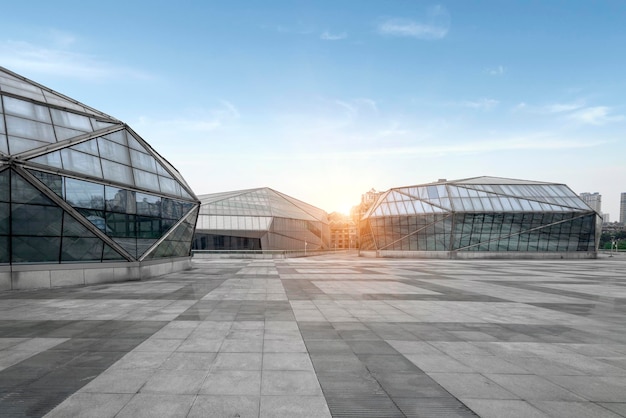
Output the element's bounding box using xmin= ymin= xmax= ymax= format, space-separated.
xmin=329 ymin=212 xmax=357 ymax=250
xmin=621 ymin=192 xmax=626 ymax=224
xmin=360 ymin=176 xmax=600 ymax=259
xmin=579 ymin=192 xmax=602 ymax=213
xmin=193 ymin=188 xmax=329 ymax=251
xmin=0 ymin=67 xmax=199 ymax=290
xmin=602 ymin=213 xmax=610 ymax=223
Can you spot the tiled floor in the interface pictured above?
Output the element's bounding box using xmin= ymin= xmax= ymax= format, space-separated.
xmin=0 ymin=254 xmax=626 ymax=417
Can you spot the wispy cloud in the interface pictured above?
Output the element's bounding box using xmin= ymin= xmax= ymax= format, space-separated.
xmin=461 ymin=98 xmax=499 ymax=110
xmin=320 ymin=31 xmax=347 ymax=41
xmin=568 ymin=106 xmax=624 ymax=125
xmin=134 ymin=101 xmax=240 ymax=136
xmin=518 ymin=100 xmax=623 ymax=125
xmin=485 ymin=65 xmax=505 ymax=76
xmin=378 ymin=5 xmax=450 ymax=40
xmin=543 ymin=101 xmax=585 ymax=113
xmin=0 ymin=38 xmax=152 ymax=81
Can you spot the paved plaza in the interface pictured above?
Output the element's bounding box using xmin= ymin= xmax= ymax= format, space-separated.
xmin=1 ymin=254 xmax=626 ymax=417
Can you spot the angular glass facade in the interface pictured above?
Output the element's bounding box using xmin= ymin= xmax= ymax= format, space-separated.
xmin=194 ymin=188 xmax=329 ymax=251
xmin=360 ymin=177 xmax=600 ymax=256
xmin=0 ymin=66 xmax=199 ymax=268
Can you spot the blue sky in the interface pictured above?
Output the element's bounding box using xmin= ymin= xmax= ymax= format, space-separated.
xmin=1 ymin=1 xmax=625 ymax=217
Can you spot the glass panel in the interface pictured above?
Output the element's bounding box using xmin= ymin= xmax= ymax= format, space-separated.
xmin=106 ymin=213 xmax=136 ymax=237
xmin=78 ymin=209 xmax=107 ymax=233
xmin=50 ymin=109 xmax=93 ymax=131
xmin=1 ymin=85 xmax=45 ymax=102
xmin=130 ymin=149 xmax=157 ymax=172
xmin=29 ymin=151 xmax=63 ymax=169
xmin=136 ymin=192 xmax=161 ymax=216
xmin=11 ymin=236 xmax=60 ymax=263
xmin=158 ymin=176 xmax=178 ymax=196
xmin=65 ymin=178 xmax=105 ymax=209
xmin=2 ymin=96 xmax=51 ymax=122
xmin=0 ymin=202 xmax=8 ymax=234
xmin=105 ymin=186 xmax=136 ymax=214
xmin=61 ymin=149 xmax=103 ymax=177
xmin=63 ymin=212 xmax=97 ymax=237
xmin=8 ymin=136 xmax=49 ymax=154
xmin=101 ymin=159 xmax=134 ymax=185
xmin=5 ymin=116 xmax=56 ymax=142
xmin=0 ymin=134 xmax=7 ymax=154
xmin=71 ymin=139 xmax=99 ymax=155
xmin=61 ymin=237 xmax=103 ymax=262
xmin=12 ymin=203 xmax=63 ymax=236
xmin=98 ymin=138 xmax=131 ymax=164
xmin=29 ymin=170 xmax=64 ymax=197
xmin=0 ymin=235 xmax=8 ymax=263
xmin=103 ymin=130 xmax=127 ymax=145
xmin=133 ymin=169 xmax=159 ymax=191
xmin=126 ymin=134 xmax=146 ymax=151
xmin=54 ymin=126 xmax=85 ymax=141
xmin=0 ymin=170 xmax=8 ymax=202
xmin=11 ymin=172 xmax=55 ymax=205
xmin=112 ymin=237 xmax=137 ymax=259
xmin=103 ymin=244 xmax=126 ymax=260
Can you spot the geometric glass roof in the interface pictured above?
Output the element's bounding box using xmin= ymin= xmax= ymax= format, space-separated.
xmin=198 ymin=187 xmax=327 ymax=223
xmin=1 ymin=66 xmax=199 ymax=264
xmin=366 ymin=176 xmax=593 ymax=218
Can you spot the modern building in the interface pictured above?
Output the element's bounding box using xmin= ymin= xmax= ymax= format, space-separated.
xmin=579 ymin=192 xmax=602 ymax=214
xmin=360 ymin=176 xmax=600 ymax=259
xmin=193 ymin=187 xmax=329 ymax=253
xmin=0 ymin=67 xmax=199 ymax=289
xmin=329 ymin=212 xmax=357 ymax=250
xmin=621 ymin=192 xmax=626 ymax=224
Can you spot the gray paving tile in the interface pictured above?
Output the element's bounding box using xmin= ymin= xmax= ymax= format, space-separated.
xmin=45 ymin=392 xmax=133 ymax=418
xmin=200 ymin=370 xmax=262 ymax=395
xmin=461 ymin=399 xmax=550 ymax=418
xmin=114 ymin=393 xmax=195 ymax=418
xmin=259 ymin=395 xmax=331 ymax=418
xmin=429 ymin=372 xmax=519 ymax=399
xmin=188 ymin=395 xmax=260 ymax=418
xmin=261 ymin=370 xmax=322 ymax=395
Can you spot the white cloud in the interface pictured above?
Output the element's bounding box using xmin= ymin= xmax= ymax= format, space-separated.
xmin=134 ymin=101 xmax=240 ymax=137
xmin=454 ymin=98 xmax=499 ymax=110
xmin=0 ymin=39 xmax=152 ymax=81
xmin=320 ymin=31 xmax=347 ymax=41
xmin=485 ymin=65 xmax=505 ymax=76
xmin=543 ymin=101 xmax=585 ymax=113
xmin=378 ymin=5 xmax=450 ymax=40
xmin=568 ymin=106 xmax=624 ymax=125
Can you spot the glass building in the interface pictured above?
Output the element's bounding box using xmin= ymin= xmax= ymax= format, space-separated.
xmin=360 ymin=177 xmax=600 ymax=258
xmin=194 ymin=188 xmax=329 ymax=252
xmin=0 ymin=67 xmax=199 ymax=289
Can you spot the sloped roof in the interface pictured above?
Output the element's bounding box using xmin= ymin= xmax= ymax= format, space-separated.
xmin=199 ymin=187 xmax=327 ymax=222
xmin=365 ymin=177 xmax=592 ymax=218
xmin=0 ymin=66 xmax=195 ymax=201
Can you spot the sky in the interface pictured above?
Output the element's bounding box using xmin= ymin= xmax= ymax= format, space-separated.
xmin=1 ymin=1 xmax=625 ymax=217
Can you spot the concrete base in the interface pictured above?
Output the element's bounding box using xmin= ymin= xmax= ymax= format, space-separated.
xmin=361 ymin=250 xmax=598 ymax=260
xmin=1 ymin=257 xmax=193 ymax=290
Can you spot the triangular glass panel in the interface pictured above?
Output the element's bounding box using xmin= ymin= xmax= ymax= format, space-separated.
xmin=28 ymin=170 xmax=64 ymax=198
xmin=28 ymin=150 xmax=63 ymax=170
xmin=10 ymin=170 xmax=56 ymax=205
xmin=8 ymin=136 xmax=50 ymax=155
xmin=54 ymin=126 xmax=87 ymax=141
xmin=103 ymin=244 xmax=126 ymax=261
xmin=113 ymin=237 xmax=137 ymax=260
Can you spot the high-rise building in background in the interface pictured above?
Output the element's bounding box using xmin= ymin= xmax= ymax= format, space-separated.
xmin=621 ymin=192 xmax=626 ymax=224
xmin=579 ymin=192 xmax=602 ymax=213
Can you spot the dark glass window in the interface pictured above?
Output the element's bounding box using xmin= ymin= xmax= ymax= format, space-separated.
xmin=12 ymin=204 xmax=63 ymax=236
xmin=12 ymin=236 xmax=60 ymax=263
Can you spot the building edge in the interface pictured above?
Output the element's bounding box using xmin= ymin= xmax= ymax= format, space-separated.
xmin=0 ymin=256 xmax=193 ymax=291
